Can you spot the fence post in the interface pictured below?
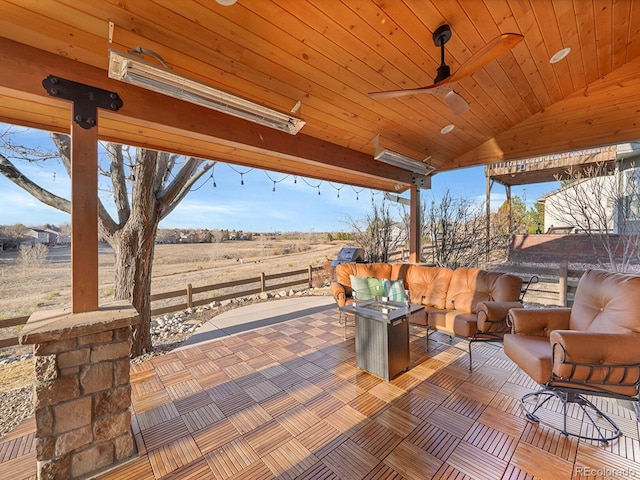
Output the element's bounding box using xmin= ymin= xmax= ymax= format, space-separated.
xmin=308 ymin=265 xmax=313 ymax=288
xmin=260 ymin=272 xmax=266 ymax=292
xmin=187 ymin=283 xmax=193 ymax=308
xmin=558 ymin=263 xmax=568 ymax=307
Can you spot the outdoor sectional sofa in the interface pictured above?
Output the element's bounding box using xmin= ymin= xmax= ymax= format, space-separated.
xmin=331 ymin=262 xmax=523 ymax=370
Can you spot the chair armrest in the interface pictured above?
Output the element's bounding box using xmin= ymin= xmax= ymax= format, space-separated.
xmin=330 ymin=281 xmax=347 ymax=307
xmin=550 ymin=331 xmax=640 ymax=394
xmin=476 ymin=301 xmax=522 ymax=332
xmin=508 ymin=308 xmax=571 ymax=337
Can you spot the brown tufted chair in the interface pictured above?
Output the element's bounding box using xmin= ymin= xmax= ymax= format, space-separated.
xmin=504 ymin=269 xmax=640 ymax=444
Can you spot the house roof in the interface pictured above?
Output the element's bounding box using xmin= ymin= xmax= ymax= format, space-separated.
xmin=1 ymin=1 xmax=639 ymax=193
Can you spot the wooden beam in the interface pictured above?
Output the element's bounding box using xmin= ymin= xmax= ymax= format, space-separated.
xmin=0 ymin=37 xmax=415 ymax=190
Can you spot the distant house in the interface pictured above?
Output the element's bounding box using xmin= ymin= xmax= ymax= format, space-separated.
xmin=26 ymin=228 xmax=51 ymax=245
xmin=540 ymin=145 xmax=640 ymax=234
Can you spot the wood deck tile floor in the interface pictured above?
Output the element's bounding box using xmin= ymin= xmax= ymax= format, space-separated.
xmin=2 ymin=305 xmax=639 ymax=480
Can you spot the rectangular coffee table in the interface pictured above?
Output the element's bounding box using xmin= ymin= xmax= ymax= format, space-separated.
xmin=341 ymin=300 xmax=423 ymax=381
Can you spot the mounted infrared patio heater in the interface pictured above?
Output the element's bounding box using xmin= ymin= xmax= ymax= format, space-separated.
xmin=372 ymin=135 xmax=435 ymax=175
xmin=108 ymin=48 xmax=306 ymax=135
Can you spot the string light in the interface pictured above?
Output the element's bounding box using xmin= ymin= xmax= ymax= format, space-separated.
xmin=327 ymin=182 xmax=344 ymax=198
xmin=351 ymin=186 xmax=364 ymax=200
xmin=228 ymin=165 xmax=253 ymax=186
xmin=265 ymin=172 xmax=290 ymax=192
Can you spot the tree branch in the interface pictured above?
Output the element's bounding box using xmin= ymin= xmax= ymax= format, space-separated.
xmin=0 ymin=153 xmax=71 ymax=213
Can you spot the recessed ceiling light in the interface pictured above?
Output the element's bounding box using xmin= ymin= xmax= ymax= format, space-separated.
xmin=216 ymin=0 xmax=237 ymax=5
xmin=550 ymin=47 xmax=571 ymax=64
xmin=440 ymin=124 xmax=455 ymax=134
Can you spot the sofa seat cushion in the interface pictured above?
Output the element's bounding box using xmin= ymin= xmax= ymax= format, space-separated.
xmin=405 ymin=265 xmax=452 ymax=309
xmin=504 ymin=334 xmax=552 ymax=385
xmin=427 ymin=310 xmax=475 ymax=337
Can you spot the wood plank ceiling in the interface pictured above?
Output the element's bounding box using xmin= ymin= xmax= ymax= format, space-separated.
xmin=0 ymin=0 xmax=639 ymax=192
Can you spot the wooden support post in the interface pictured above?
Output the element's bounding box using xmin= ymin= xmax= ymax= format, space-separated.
xmin=41 ymin=76 xmax=122 ymax=314
xmin=70 ymin=119 xmax=99 ymax=312
xmin=486 ymin=177 xmax=492 ymax=263
xmin=260 ymin=272 xmax=266 ymax=292
xmin=409 ymin=183 xmax=421 ymax=264
xmin=308 ymin=265 xmax=313 ymax=288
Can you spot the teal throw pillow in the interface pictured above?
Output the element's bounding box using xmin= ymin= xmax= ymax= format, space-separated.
xmin=367 ymin=277 xmax=384 ymax=298
xmin=382 ymin=278 xmax=406 ymax=302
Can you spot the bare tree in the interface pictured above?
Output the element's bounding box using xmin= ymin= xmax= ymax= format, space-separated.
xmin=546 ymin=163 xmax=640 ymax=272
xmin=349 ymin=196 xmax=406 ymax=262
xmin=0 ymin=130 xmax=214 ymax=356
xmin=423 ymin=190 xmax=507 ymax=268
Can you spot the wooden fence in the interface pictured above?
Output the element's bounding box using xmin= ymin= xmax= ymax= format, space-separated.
xmin=0 ymin=265 xmax=324 ymax=350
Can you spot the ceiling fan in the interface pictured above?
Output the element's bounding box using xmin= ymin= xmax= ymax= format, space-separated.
xmin=369 ymin=24 xmax=524 ymax=116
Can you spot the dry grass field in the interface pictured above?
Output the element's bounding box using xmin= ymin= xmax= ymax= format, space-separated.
xmin=0 ymin=236 xmax=344 ymax=343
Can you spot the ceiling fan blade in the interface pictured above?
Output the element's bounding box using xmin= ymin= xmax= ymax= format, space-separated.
xmin=446 ymin=33 xmax=524 ymax=85
xmin=444 ymin=90 xmax=469 ymax=116
xmin=368 ymin=87 xmax=437 ymax=100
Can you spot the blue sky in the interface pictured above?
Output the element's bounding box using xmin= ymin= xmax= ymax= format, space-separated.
xmin=0 ymin=125 xmax=558 ymax=232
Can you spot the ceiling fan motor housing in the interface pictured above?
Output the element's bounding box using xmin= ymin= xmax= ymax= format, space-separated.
xmin=433 ymin=24 xmax=452 ymax=83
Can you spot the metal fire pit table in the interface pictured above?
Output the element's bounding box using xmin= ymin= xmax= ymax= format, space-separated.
xmin=341 ymin=299 xmax=422 ymax=381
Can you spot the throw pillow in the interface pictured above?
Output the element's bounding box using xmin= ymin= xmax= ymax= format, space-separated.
xmin=367 ymin=277 xmax=384 ymax=298
xmin=350 ymin=275 xmax=374 ymax=300
xmin=382 ymin=278 xmax=406 ymax=302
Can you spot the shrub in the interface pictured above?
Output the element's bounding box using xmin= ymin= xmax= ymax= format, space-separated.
xmin=18 ymin=243 xmax=49 ymax=268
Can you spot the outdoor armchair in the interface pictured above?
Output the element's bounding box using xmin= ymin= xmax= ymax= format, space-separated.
xmin=504 ymin=269 xmax=640 ymax=444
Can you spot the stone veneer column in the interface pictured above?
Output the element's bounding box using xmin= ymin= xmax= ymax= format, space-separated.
xmin=20 ymin=301 xmax=139 ymax=480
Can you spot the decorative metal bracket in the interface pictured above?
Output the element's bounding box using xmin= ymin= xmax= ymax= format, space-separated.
xmin=42 ymin=75 xmax=123 ymax=129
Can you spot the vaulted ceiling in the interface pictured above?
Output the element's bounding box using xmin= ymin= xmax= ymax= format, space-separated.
xmin=1 ymin=0 xmax=639 ymax=193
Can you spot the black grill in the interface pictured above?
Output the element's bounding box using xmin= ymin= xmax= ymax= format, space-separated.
xmin=330 ymin=247 xmax=365 ymax=268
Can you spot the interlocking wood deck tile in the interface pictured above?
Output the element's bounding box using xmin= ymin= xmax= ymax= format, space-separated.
xmin=521 ymin=422 xmax=579 ymax=461
xmin=4 ymin=300 xmax=640 ymax=480
xmin=477 ymin=405 xmax=528 ymax=438
xmin=0 ymin=428 xmax=34 ymax=463
xmin=374 ymin=405 xmax=422 ymax=437
xmin=348 ymin=391 xmax=389 ymax=418
xmin=204 ymin=438 xmax=260 ymax=480
xmin=441 ymin=392 xmax=487 ymax=421
xmin=447 ymin=440 xmax=509 ymax=480
xmin=261 ymin=438 xmax=317 ymax=480
xmin=383 ymin=438 xmax=443 ymax=480
xmin=99 ymin=456 xmax=155 ymax=480
xmin=464 ymin=422 xmax=519 ymax=461
xmin=427 ymin=406 xmax=476 ymax=439
xmin=349 ymin=418 xmax=403 ymax=458
xmin=182 ymin=403 xmax=225 ymax=433
xmin=406 ymin=421 xmax=460 ymax=461
xmin=243 ymin=419 xmax=292 ymax=457
xmin=140 ymin=416 xmax=190 ymax=452
xmin=193 ymin=419 xmax=241 ymax=454
xmin=296 ymin=420 xmax=346 ymax=460
xmin=510 ymin=442 xmax=574 ymax=480
xmin=322 ymin=438 xmax=380 ymax=480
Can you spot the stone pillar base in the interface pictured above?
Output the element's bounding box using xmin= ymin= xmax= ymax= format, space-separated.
xmin=20 ymin=301 xmax=139 ymax=480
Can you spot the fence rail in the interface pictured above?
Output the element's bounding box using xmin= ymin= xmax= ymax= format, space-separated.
xmin=0 ymin=265 xmax=323 ymax=350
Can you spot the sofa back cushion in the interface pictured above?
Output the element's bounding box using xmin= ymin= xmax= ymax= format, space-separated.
xmin=335 ymin=263 xmax=393 ymax=296
xmin=570 ymin=269 xmax=640 ymax=334
xmin=445 ymin=268 xmax=522 ymax=313
xmin=404 ymin=265 xmax=453 ymax=309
